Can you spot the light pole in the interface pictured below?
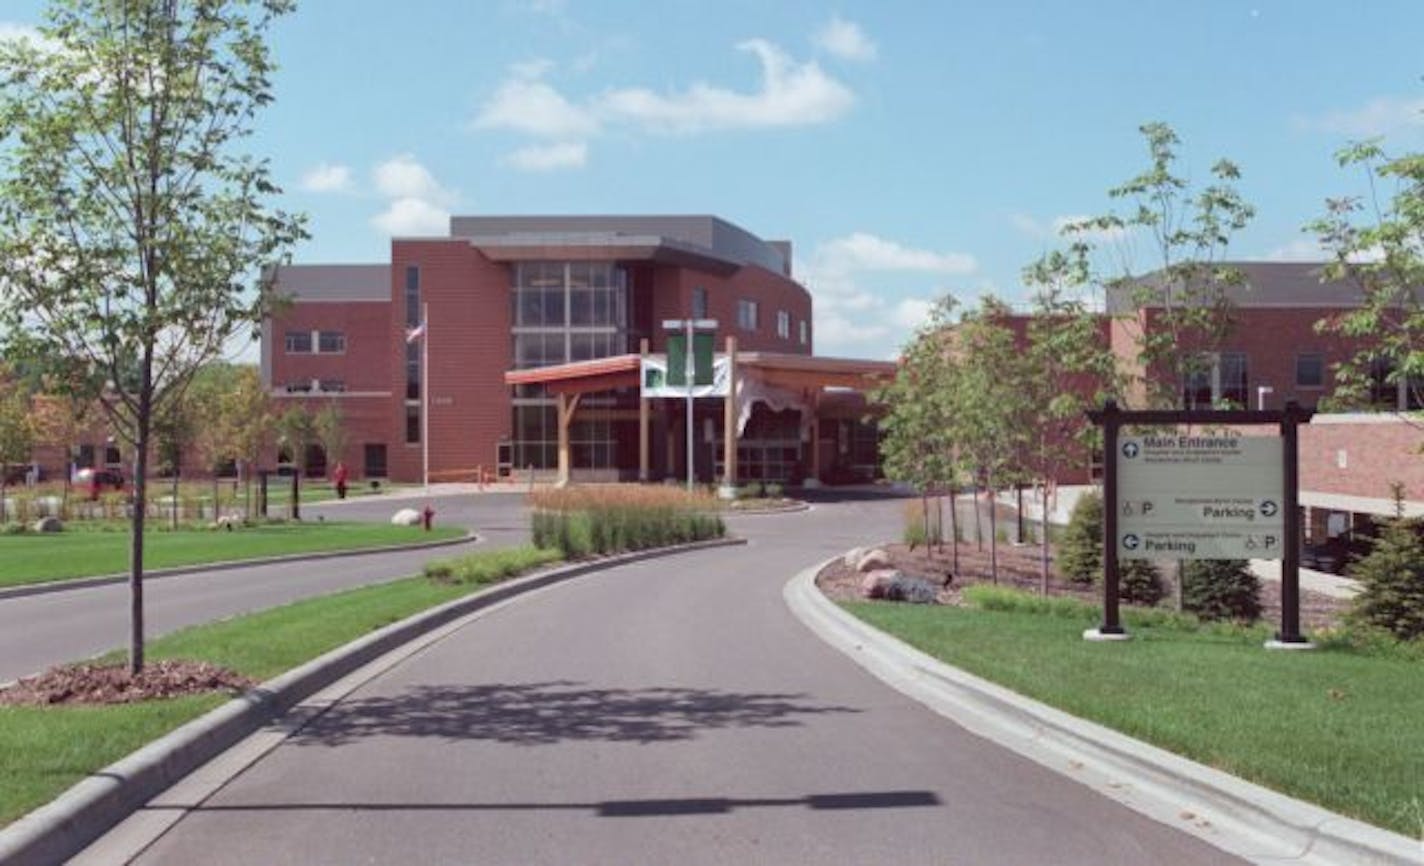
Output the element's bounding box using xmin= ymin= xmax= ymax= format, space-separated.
xmin=662 ymin=317 xmax=717 ymax=491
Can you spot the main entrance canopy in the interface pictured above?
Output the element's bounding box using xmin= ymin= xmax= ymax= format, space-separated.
xmin=504 ymin=342 xmax=896 ymax=486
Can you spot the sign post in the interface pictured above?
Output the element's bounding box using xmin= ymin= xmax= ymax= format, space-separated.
xmin=661 ymin=318 xmax=718 ymax=491
xmin=1086 ymin=400 xmax=1314 ymax=648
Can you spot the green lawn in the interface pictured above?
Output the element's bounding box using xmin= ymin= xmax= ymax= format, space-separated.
xmin=0 ymin=522 xmax=464 ymax=588
xmin=846 ymin=595 xmax=1424 ymax=837
xmin=0 ymin=545 xmax=562 ymax=826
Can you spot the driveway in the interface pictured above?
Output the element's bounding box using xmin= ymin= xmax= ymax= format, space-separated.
xmin=110 ymin=493 xmax=1241 ymax=865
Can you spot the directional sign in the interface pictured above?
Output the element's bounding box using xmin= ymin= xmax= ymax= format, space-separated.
xmin=1117 ymin=435 xmax=1284 ymax=560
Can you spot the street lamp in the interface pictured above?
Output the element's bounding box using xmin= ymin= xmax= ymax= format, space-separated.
xmin=662 ymin=317 xmax=718 ymax=491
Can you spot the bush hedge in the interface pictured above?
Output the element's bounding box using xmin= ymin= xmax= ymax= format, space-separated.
xmin=1059 ymin=490 xmax=1103 ymax=584
xmin=1182 ymin=559 xmax=1261 ymax=622
xmin=1347 ymin=517 xmax=1424 ymax=641
xmin=528 ymin=486 xmax=726 ymax=558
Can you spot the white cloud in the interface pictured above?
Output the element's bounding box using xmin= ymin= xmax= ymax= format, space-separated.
xmin=1306 ymin=95 xmax=1424 ymax=138
xmin=0 ymin=21 xmax=42 ymax=44
xmin=509 ymin=57 xmax=555 ymax=80
xmin=1265 ymin=238 xmax=1327 ymax=262
xmin=597 ymin=39 xmax=853 ymax=134
xmin=817 ymin=231 xmax=977 ymax=274
xmin=504 ymin=141 xmax=587 ymax=171
xmin=370 ymin=154 xmax=455 ymax=237
xmin=799 ymin=232 xmax=977 ymax=357
xmin=1012 ymin=212 xmax=1128 ymax=245
xmin=473 ymin=75 xmax=599 ymax=139
xmin=813 ymin=15 xmax=877 ymax=62
xmin=300 ymin=162 xmax=353 ymax=193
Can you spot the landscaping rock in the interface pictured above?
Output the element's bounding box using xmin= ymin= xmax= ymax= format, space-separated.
xmin=391 ymin=507 xmax=422 ymax=527
xmin=31 ymin=515 xmax=62 ymax=533
xmin=855 ymin=548 xmax=893 ymax=573
xmin=885 ymin=574 xmax=939 ymax=604
xmin=859 ymin=569 xmax=901 ymax=599
xmin=215 ymin=515 xmax=241 ymax=531
xmin=842 ymin=547 xmax=865 ymax=569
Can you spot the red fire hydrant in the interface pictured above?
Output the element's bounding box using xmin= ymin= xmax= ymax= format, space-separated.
xmin=422 ymin=504 xmax=435 ymax=532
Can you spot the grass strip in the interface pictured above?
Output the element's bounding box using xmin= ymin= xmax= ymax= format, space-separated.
xmin=0 ymin=522 xmax=465 ymax=588
xmin=844 ymin=591 xmax=1424 ymax=837
xmin=0 ymin=545 xmax=562 ymax=826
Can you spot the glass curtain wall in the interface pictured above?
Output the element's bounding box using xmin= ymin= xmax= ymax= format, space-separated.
xmin=510 ymin=261 xmax=628 ymax=469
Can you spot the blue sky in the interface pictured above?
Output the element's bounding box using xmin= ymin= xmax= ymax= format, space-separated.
xmin=6 ymin=1 xmax=1424 ymax=358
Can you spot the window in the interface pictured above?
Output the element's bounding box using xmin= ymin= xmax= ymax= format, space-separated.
xmin=405 ymin=405 xmax=421 ymax=444
xmin=76 ymin=444 xmax=95 ymax=469
xmin=737 ymin=299 xmax=759 ymax=331
xmin=404 ymin=265 xmax=421 ymax=327
xmin=1296 ymin=353 xmax=1325 ymax=389
xmin=1182 ymin=352 xmax=1248 ymax=408
xmin=318 ymin=379 xmax=346 ymax=393
xmin=284 ymin=331 xmax=313 ymax=353
xmin=285 ymin=380 xmax=313 ymax=393
xmin=692 ymin=287 xmax=708 ymax=319
xmin=406 ymin=342 xmax=421 ymax=400
xmin=364 ymin=444 xmax=388 ymax=478
xmin=317 ymin=331 xmax=345 ymax=354
xmin=799 ymin=320 xmax=808 ymax=345
xmin=1369 ymin=356 xmax=1398 ymax=408
xmin=104 ymin=444 xmax=121 ymax=466
xmin=776 ymin=310 xmax=791 ymax=339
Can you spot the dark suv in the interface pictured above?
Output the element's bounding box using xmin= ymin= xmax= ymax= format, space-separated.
xmin=76 ymin=467 xmax=125 ymax=499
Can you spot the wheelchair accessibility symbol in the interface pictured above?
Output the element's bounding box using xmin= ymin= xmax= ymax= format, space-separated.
xmin=1122 ymin=442 xmax=1140 ymax=459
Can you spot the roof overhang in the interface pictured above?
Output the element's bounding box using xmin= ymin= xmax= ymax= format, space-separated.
xmin=503 ymin=352 xmax=896 ymax=396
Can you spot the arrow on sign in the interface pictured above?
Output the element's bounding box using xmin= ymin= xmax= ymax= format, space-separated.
xmin=1260 ymin=500 xmax=1278 ymax=518
xmin=1122 ymin=533 xmax=1140 ymax=551
xmin=1122 ymin=442 xmax=1140 ymax=459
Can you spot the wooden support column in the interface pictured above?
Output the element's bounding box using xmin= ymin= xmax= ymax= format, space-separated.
xmin=639 ymin=338 xmax=650 ymax=482
xmin=807 ymin=392 xmax=823 ymax=488
xmin=556 ymin=392 xmax=582 ymax=488
xmin=720 ymin=336 xmax=738 ymax=497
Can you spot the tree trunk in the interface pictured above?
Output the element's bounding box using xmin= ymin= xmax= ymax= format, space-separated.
xmin=972 ymin=481 xmax=983 ymax=551
xmin=948 ymin=486 xmax=960 ymax=575
xmin=987 ymin=474 xmax=999 ymax=584
xmin=934 ymin=494 xmax=944 ymax=554
xmin=920 ymin=492 xmax=930 ymax=555
xmin=1039 ymin=480 xmax=1050 ymax=596
xmin=170 ymin=461 xmax=179 ymax=530
xmin=1 ymin=473 xmax=8 ymax=526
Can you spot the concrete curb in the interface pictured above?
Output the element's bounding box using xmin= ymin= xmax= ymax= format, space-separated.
xmin=0 ymin=530 xmax=479 ymax=602
xmin=0 ymin=535 xmax=747 ymax=866
xmin=722 ymin=500 xmax=812 ymax=516
xmin=783 ymin=560 xmax=1420 ymax=866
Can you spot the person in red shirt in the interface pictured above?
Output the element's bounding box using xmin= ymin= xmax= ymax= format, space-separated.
xmin=333 ymin=461 xmax=349 ymax=500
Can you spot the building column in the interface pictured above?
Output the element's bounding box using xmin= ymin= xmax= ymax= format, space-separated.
xmin=805 ymin=390 xmax=823 ymax=489
xmin=639 ymin=338 xmax=650 ymax=482
xmin=556 ymin=391 xmax=581 ymax=488
xmin=719 ymin=336 xmax=738 ymax=499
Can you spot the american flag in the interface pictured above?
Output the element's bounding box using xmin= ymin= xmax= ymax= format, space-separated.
xmin=405 ymin=321 xmax=426 ymax=343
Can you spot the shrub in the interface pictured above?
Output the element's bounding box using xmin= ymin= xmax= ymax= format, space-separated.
xmin=0 ymin=521 xmax=27 ymax=535
xmin=423 ymin=545 xmax=562 ymax=585
xmin=1119 ymin=558 xmax=1165 ymax=606
xmin=738 ymin=482 xmax=764 ymax=500
xmin=901 ymin=500 xmax=943 ymax=550
xmin=1347 ymin=517 xmax=1424 ymax=641
xmin=528 ymin=485 xmax=724 ymax=557
xmin=1058 ymin=490 xmax=1103 ymax=584
xmin=1182 ymin=559 xmax=1261 ymax=622
xmin=884 ymin=574 xmax=938 ymax=604
xmin=764 ymin=482 xmax=784 ymax=499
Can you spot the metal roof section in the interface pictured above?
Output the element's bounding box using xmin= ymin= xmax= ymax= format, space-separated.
xmin=448 ymin=215 xmax=792 ymax=276
xmin=271 ymin=264 xmax=392 ymax=303
xmin=1104 ymin=261 xmax=1394 ymax=312
xmin=503 ymin=351 xmax=895 ymax=395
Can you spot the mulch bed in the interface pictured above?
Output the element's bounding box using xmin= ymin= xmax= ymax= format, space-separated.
xmin=817 ymin=541 xmax=1350 ymax=630
xmin=0 ymin=660 xmax=254 ymax=707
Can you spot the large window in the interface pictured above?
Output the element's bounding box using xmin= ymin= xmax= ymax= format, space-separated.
xmin=737 ymin=299 xmax=759 ymax=331
xmin=799 ymin=319 xmax=808 ymax=346
xmin=405 ymin=405 xmax=420 ymax=444
xmin=692 ymin=287 xmax=708 ymax=319
xmin=364 ymin=443 xmax=388 ymax=478
xmin=510 ymin=261 xmax=629 ymax=469
xmin=776 ymin=310 xmax=791 ymax=339
xmin=317 ymin=331 xmax=345 ymax=354
xmin=1182 ymin=352 xmax=1248 ymax=408
xmin=405 ymin=265 xmax=421 ymax=402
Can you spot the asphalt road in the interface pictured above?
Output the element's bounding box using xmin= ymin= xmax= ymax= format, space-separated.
xmin=119 ymin=493 xmax=1241 ymax=866
xmin=0 ymin=491 xmax=527 ymax=683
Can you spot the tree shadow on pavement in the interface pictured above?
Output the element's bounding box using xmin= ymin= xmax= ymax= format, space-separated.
xmin=291 ymin=680 xmax=861 ymax=747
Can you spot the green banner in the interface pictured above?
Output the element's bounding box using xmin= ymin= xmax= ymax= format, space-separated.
xmin=665 ymin=333 xmax=715 ymax=386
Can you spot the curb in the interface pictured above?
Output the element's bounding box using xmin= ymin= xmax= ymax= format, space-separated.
xmin=722 ymin=500 xmax=812 ymax=516
xmin=783 ymin=560 xmax=1420 ymax=866
xmin=0 ymin=530 xmax=479 ymax=602
xmin=0 ymin=535 xmax=746 ymax=866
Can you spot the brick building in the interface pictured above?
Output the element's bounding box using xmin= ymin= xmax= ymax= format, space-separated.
xmin=264 ymin=215 xmax=889 ymax=486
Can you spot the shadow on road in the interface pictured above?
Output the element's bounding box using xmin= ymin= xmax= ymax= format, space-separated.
xmin=291 ymin=679 xmax=862 ymax=747
xmin=159 ymin=789 xmax=941 ymax=817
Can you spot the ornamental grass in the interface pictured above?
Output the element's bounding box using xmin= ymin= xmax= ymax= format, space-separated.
xmin=528 ymin=485 xmax=725 ymax=557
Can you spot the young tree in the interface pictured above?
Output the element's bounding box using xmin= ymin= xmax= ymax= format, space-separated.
xmin=951 ymin=297 xmax=1032 ymax=584
xmin=0 ymin=0 xmax=305 ymax=672
xmin=0 ymin=385 xmax=36 ymax=521
xmin=876 ymin=297 xmax=963 ymax=569
xmin=1310 ymin=141 xmax=1424 ymax=417
xmin=276 ymin=404 xmax=315 ymax=476
xmin=313 ymin=399 xmax=348 ymax=478
xmin=1067 ymin=122 xmax=1254 ymax=410
xmin=224 ymin=365 xmax=271 ymax=516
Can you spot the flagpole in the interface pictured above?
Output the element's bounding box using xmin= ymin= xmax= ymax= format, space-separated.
xmin=421 ymin=301 xmax=429 ymax=492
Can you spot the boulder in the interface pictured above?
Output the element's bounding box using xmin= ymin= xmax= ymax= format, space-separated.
xmin=215 ymin=515 xmax=241 ymax=531
xmin=855 ymin=548 xmax=893 ymax=573
xmin=841 ymin=547 xmax=865 ymax=569
xmin=391 ymin=507 xmax=422 ymax=527
xmin=31 ymin=515 xmax=63 ymax=533
xmin=859 ymin=569 xmax=901 ymax=599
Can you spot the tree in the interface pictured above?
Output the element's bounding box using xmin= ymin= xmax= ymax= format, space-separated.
xmin=876 ymin=297 xmax=963 ymax=569
xmin=1021 ymin=251 xmax=1122 ymax=593
xmin=1059 ymin=490 xmax=1104 ymax=585
xmin=951 ymin=297 xmax=1032 ymax=584
xmin=1066 ymin=122 xmax=1254 ymax=410
xmin=0 ymin=383 xmax=36 ymax=522
xmin=275 ymin=404 xmax=315 ymax=475
xmin=0 ymin=0 xmax=305 ymax=672
xmin=313 ymin=399 xmax=348 ymax=478
xmin=1182 ymin=559 xmax=1261 ymax=623
xmin=1346 ymin=488 xmax=1424 ymax=641
xmin=186 ymin=362 xmax=269 ymax=518
xmin=1310 ymin=141 xmax=1424 ymax=417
